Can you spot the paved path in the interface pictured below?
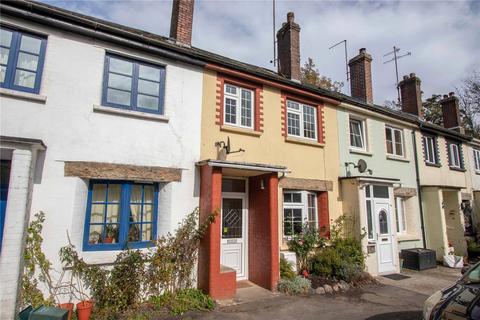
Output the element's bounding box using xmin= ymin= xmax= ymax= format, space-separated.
xmin=176 ymin=266 xmax=462 ymax=320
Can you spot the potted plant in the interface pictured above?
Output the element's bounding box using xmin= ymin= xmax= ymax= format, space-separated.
xmin=104 ymin=225 xmax=116 ymax=243
xmin=88 ymin=231 xmax=100 ymax=245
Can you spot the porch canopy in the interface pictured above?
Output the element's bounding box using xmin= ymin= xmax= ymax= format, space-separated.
xmin=196 ymin=159 xmax=287 ymax=300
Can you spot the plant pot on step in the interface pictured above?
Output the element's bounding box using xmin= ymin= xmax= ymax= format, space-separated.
xmin=58 ymin=302 xmax=74 ymax=320
xmin=77 ymin=300 xmax=93 ymax=320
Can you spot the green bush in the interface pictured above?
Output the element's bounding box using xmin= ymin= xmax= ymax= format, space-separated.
xmin=287 ymin=223 xmax=326 ymax=271
xmin=277 ymin=276 xmax=311 ymax=295
xmin=150 ymin=288 xmax=215 ymax=315
xmin=308 ymin=216 xmax=365 ymax=282
xmin=280 ymin=256 xmax=296 ymax=280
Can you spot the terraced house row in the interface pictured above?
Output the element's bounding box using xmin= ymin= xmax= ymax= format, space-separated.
xmin=0 ymin=0 xmax=479 ymax=318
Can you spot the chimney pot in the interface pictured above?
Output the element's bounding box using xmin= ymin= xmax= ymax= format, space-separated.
xmin=170 ymin=0 xmax=194 ymax=45
xmin=287 ymin=12 xmax=295 ymax=23
xmin=399 ymin=72 xmax=423 ymax=118
xmin=443 ymin=94 xmax=448 ymax=99
xmin=348 ymin=48 xmax=373 ymax=103
xmin=277 ymin=11 xmax=301 ymax=81
xmin=449 ymin=92 xmax=455 ymax=97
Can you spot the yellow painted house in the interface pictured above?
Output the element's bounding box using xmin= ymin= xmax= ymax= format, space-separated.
xmin=196 ymin=13 xmax=344 ymax=299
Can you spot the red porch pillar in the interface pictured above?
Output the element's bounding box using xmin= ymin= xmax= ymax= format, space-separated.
xmin=248 ymin=173 xmax=279 ymax=290
xmin=318 ymin=191 xmax=330 ymax=238
xmin=198 ymin=165 xmax=236 ymax=300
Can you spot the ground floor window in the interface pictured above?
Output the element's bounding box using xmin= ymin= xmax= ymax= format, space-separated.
xmin=83 ymin=180 xmax=158 ymax=251
xmin=283 ymin=190 xmax=317 ymax=237
xmin=395 ymin=197 xmax=406 ymax=234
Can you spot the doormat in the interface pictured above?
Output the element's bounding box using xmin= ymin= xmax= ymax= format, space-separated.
xmin=237 ymin=281 xmax=253 ymax=289
xmin=382 ymin=274 xmax=411 ymax=281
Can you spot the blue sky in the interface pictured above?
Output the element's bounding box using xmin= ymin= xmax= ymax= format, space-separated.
xmin=40 ymin=0 xmax=480 ymax=105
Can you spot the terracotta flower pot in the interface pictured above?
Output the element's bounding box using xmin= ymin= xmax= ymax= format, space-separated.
xmin=59 ymin=302 xmax=74 ymax=320
xmin=104 ymin=237 xmax=114 ymax=243
xmin=76 ymin=300 xmax=93 ymax=320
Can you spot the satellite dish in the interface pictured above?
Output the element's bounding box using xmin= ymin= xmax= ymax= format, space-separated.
xmin=357 ymin=159 xmax=368 ymax=173
xmin=226 ymin=137 xmax=231 ymax=154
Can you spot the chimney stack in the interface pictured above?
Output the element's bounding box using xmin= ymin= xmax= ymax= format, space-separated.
xmin=440 ymin=92 xmax=463 ymax=132
xmin=170 ymin=0 xmax=194 ymax=46
xmin=276 ymin=12 xmax=301 ymax=82
xmin=399 ymin=73 xmax=423 ymax=119
xmin=348 ymin=48 xmax=373 ymax=104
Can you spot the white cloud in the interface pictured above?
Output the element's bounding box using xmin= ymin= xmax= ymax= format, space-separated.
xmin=42 ymin=0 xmax=480 ymax=104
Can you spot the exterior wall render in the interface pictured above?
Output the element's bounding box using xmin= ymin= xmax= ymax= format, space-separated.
xmin=0 ymin=15 xmax=203 ymax=314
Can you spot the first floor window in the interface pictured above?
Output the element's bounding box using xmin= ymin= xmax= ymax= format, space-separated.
xmin=283 ymin=190 xmax=317 ymax=237
xmin=224 ymin=83 xmax=254 ymax=128
xmin=103 ymin=54 xmax=165 ymax=114
xmin=473 ymin=149 xmax=480 ymax=171
xmin=84 ymin=181 xmax=158 ymax=250
xmin=448 ymin=142 xmax=462 ymax=169
xmin=0 ymin=27 xmax=46 ymax=93
xmin=286 ymin=100 xmax=317 ymax=140
xmin=395 ymin=197 xmax=406 ymax=233
xmin=349 ymin=118 xmax=366 ymax=149
xmin=385 ymin=126 xmax=404 ymax=157
xmin=423 ymin=135 xmax=438 ymax=165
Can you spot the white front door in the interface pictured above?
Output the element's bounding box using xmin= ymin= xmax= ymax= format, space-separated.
xmin=221 ymin=195 xmax=247 ymax=280
xmin=375 ymin=200 xmax=396 ymax=274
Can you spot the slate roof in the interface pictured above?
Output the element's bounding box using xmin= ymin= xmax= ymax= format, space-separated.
xmin=0 ymin=0 xmax=471 ymax=141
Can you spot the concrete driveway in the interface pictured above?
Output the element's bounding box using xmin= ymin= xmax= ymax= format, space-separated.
xmin=179 ymin=266 xmax=462 ymax=320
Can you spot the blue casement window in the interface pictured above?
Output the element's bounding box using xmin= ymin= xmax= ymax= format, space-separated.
xmin=0 ymin=26 xmax=47 ymax=94
xmin=102 ymin=54 xmax=166 ymax=114
xmin=83 ymin=181 xmax=158 ymax=251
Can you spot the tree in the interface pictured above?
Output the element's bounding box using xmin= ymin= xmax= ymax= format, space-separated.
xmin=422 ymin=94 xmax=443 ymax=126
xmin=456 ymin=70 xmax=480 ymax=138
xmin=300 ymin=58 xmax=344 ymax=92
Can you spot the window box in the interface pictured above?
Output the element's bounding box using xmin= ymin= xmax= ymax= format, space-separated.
xmin=0 ymin=27 xmax=47 ymax=94
xmin=83 ymin=180 xmax=158 ymax=251
xmin=102 ymin=53 xmax=166 ymax=115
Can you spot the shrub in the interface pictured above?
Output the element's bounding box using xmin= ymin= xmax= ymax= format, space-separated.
xmin=150 ymin=289 xmax=214 ymax=315
xmin=277 ymin=276 xmax=311 ymax=295
xmin=280 ymin=256 xmax=296 ymax=280
xmin=287 ymin=223 xmax=326 ymax=272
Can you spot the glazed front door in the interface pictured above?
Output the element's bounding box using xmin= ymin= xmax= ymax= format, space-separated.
xmin=220 ymin=196 xmax=247 ymax=280
xmin=375 ymin=200 xmax=395 ymax=274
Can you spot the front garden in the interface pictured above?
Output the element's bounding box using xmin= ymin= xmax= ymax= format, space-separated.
xmin=278 ymin=216 xmax=376 ymax=295
xmin=21 ymin=209 xmax=216 ymax=320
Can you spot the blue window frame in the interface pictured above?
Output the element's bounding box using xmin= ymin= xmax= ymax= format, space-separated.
xmin=102 ymin=54 xmax=166 ymax=114
xmin=83 ymin=180 xmax=158 ymax=251
xmin=0 ymin=26 xmax=47 ymax=94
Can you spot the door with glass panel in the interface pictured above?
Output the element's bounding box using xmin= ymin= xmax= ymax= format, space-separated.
xmin=220 ymin=178 xmax=247 ymax=280
xmin=375 ymin=199 xmax=395 ymax=274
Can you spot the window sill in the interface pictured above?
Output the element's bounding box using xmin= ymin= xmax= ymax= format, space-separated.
xmin=397 ymin=234 xmax=421 ymax=242
xmin=285 ymin=136 xmax=324 ymax=148
xmin=449 ymin=166 xmax=466 ymax=172
xmin=476 ymin=171 xmax=480 ymax=175
xmin=349 ymin=148 xmax=372 ymax=156
xmin=0 ymin=88 xmax=47 ymax=104
xmin=93 ymin=104 xmax=169 ymax=122
xmin=386 ymin=155 xmax=410 ymax=163
xmin=220 ymin=124 xmax=261 ymax=137
xmin=425 ymin=162 xmax=441 ymax=168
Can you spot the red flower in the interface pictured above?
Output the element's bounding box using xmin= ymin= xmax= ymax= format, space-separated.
xmin=302 ymin=269 xmax=309 ymax=278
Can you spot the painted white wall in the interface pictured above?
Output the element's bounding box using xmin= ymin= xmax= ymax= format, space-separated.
xmin=0 ymin=15 xmax=203 ymax=312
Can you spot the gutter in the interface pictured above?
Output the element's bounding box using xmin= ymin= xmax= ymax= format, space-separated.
xmin=412 ymin=130 xmax=427 ymax=249
xmin=0 ymin=2 xmax=206 ymax=68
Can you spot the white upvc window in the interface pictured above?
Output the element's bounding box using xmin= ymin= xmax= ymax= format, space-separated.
xmin=423 ymin=135 xmax=438 ymax=165
xmin=395 ymin=197 xmax=406 ymax=234
xmin=385 ymin=126 xmax=404 ymax=157
xmin=349 ymin=118 xmax=366 ymax=150
xmin=448 ymin=142 xmax=462 ymax=169
xmin=283 ymin=190 xmax=317 ymax=237
xmin=473 ymin=149 xmax=480 ymax=172
xmin=286 ymin=100 xmax=317 ymax=140
xmin=224 ymin=84 xmax=254 ymax=129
